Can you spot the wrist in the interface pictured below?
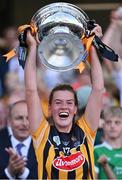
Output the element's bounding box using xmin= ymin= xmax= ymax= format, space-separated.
xmin=102 ymin=161 xmax=108 ymax=168
xmin=110 ymin=22 xmax=117 ymax=29
xmin=19 ymin=167 xmax=25 ymax=175
xmin=18 ymin=167 xmax=30 ymax=178
xmin=28 ymin=43 xmax=37 ymax=49
xmin=7 ymin=166 xmax=15 ymax=177
xmin=110 ymin=21 xmax=121 ymax=31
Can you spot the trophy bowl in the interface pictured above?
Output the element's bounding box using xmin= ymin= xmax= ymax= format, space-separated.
xmin=31 ymin=2 xmax=89 ymax=71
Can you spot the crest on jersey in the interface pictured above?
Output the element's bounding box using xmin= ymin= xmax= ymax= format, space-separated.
xmin=53 ymin=136 xmax=61 ymax=146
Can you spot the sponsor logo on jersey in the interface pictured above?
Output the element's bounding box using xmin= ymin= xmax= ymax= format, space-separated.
xmin=53 ymin=151 xmax=85 ymax=171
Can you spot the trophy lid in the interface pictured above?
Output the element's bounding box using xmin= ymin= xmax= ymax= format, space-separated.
xmin=31 ymin=2 xmax=89 ymax=40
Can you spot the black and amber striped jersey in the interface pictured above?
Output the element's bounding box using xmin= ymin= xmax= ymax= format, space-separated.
xmin=32 ymin=116 xmax=96 ymax=179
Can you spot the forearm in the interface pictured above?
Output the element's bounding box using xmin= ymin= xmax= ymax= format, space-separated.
xmin=102 ymin=23 xmax=116 ymax=45
xmin=24 ymin=44 xmax=37 ymax=92
xmin=103 ymin=21 xmax=122 ymax=71
xmin=102 ymin=22 xmax=121 ymax=54
xmin=102 ymin=163 xmax=117 ymax=179
xmin=91 ymin=46 xmax=104 ymax=91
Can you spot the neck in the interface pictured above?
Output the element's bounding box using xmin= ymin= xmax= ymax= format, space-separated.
xmin=105 ymin=137 xmax=122 ymax=149
xmin=55 ymin=124 xmax=72 ymax=133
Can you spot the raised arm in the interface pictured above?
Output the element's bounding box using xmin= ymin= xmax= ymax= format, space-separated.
xmin=102 ymin=11 xmax=122 ymax=106
xmin=102 ymin=16 xmax=122 ymax=72
xmin=24 ymin=31 xmax=43 ymax=134
xmin=84 ymin=25 xmax=104 ymax=131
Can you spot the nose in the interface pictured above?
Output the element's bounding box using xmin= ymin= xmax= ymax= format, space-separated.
xmin=22 ymin=117 xmax=28 ymax=126
xmin=110 ymin=122 xmax=115 ymax=128
xmin=61 ymin=102 xmax=68 ymax=109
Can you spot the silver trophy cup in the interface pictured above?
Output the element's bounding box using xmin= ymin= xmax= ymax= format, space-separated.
xmin=31 ymin=2 xmax=89 ymax=71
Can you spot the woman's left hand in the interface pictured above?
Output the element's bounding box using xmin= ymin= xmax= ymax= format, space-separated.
xmin=91 ymin=24 xmax=103 ymax=38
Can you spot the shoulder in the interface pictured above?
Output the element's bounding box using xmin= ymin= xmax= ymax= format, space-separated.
xmin=0 ymin=127 xmax=9 ymax=142
xmin=94 ymin=142 xmax=112 ymax=152
xmin=76 ymin=116 xmax=96 ymax=140
xmin=0 ymin=127 xmax=8 ymax=136
xmin=0 ymin=128 xmax=11 ymax=148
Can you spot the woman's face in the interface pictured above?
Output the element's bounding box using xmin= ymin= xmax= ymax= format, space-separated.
xmin=49 ymin=90 xmax=77 ymax=132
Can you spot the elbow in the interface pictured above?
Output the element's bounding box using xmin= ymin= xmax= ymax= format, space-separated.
xmin=92 ymin=86 xmax=105 ymax=93
xmin=25 ymin=88 xmax=38 ymax=96
xmin=92 ymin=87 xmax=105 ymax=102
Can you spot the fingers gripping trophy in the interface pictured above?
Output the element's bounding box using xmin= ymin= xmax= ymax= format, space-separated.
xmin=5 ymin=2 xmax=118 ymax=70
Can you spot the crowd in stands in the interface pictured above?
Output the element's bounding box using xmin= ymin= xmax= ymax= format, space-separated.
xmin=0 ymin=6 xmax=122 ymax=179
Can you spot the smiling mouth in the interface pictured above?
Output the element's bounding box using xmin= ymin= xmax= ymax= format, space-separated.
xmin=59 ymin=112 xmax=69 ymax=118
xmin=19 ymin=129 xmax=28 ymax=132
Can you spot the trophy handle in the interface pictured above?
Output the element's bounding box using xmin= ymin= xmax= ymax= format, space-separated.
xmin=85 ymin=20 xmax=118 ymax=62
xmin=18 ymin=28 xmax=30 ymax=68
xmin=93 ymin=36 xmax=118 ymax=62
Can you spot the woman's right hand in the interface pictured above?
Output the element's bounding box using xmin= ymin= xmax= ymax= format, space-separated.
xmin=26 ymin=30 xmax=37 ymax=48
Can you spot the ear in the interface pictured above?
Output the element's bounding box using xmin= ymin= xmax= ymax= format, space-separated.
xmin=8 ymin=119 xmax=12 ymax=126
xmin=74 ymin=106 xmax=78 ymax=115
xmin=48 ymin=104 xmax=51 ymax=117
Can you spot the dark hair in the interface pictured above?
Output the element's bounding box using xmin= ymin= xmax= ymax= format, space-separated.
xmin=49 ymin=84 xmax=78 ymax=106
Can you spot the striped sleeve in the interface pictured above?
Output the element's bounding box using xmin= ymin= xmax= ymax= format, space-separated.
xmin=76 ymin=116 xmax=96 ymax=143
xmin=32 ymin=116 xmax=50 ymax=149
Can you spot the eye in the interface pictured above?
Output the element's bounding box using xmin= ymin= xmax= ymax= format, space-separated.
xmin=15 ymin=116 xmax=24 ymax=120
xmin=67 ymin=100 xmax=74 ymax=105
xmin=55 ymin=101 xmax=62 ymax=105
xmin=106 ymin=120 xmax=111 ymax=125
xmin=115 ymin=121 xmax=121 ymax=125
xmin=67 ymin=102 xmax=73 ymax=105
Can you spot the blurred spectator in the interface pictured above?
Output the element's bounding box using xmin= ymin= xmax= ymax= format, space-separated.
xmin=0 ymin=51 xmax=9 ymax=97
xmin=0 ymin=38 xmax=7 ymax=49
xmin=0 ymin=100 xmax=38 ymax=179
xmin=104 ymin=81 xmax=120 ymax=106
xmin=2 ymin=26 xmax=19 ymax=50
xmin=3 ymin=26 xmax=24 ymax=83
xmin=41 ymin=67 xmax=77 ymax=90
xmin=76 ymin=86 xmax=91 ymax=115
xmin=71 ymin=67 xmax=92 ymax=118
xmin=102 ymin=7 xmax=122 ymax=106
xmin=0 ymin=35 xmax=8 ymax=95
xmin=94 ymin=106 xmax=122 ymax=179
xmin=0 ymin=99 xmax=8 ymax=129
xmin=72 ymin=68 xmax=91 ymax=90
xmin=4 ymin=72 xmax=20 ymax=95
xmin=3 ymin=72 xmax=25 ymax=105
xmin=0 ymin=26 xmax=24 ymax=97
